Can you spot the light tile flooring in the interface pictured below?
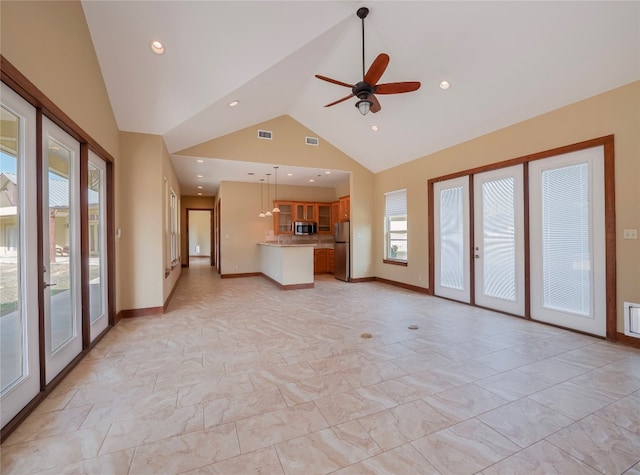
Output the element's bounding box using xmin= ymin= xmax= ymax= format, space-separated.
xmin=2 ymin=260 xmax=640 ymax=474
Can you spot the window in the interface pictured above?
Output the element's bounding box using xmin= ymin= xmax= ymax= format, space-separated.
xmin=385 ymin=189 xmax=407 ymax=262
xmin=170 ymin=188 xmax=178 ymax=265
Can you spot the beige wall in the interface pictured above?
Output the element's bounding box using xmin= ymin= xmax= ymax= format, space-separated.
xmin=374 ymin=81 xmax=640 ymax=333
xmin=0 ymin=1 xmax=119 ymax=158
xmin=119 ymin=132 xmax=181 ymax=311
xmin=178 ymin=115 xmax=375 ymax=278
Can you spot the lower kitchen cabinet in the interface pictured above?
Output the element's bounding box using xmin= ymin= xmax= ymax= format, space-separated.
xmin=314 ymin=248 xmax=328 ymax=274
xmin=327 ymin=248 xmax=335 ymax=274
xmin=314 ymin=248 xmax=335 ymax=274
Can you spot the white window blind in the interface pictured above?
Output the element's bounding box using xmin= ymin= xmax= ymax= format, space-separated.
xmin=385 ymin=189 xmax=407 ymax=261
xmin=541 ymin=162 xmax=591 ymax=315
xmin=385 ymin=189 xmax=407 ymax=216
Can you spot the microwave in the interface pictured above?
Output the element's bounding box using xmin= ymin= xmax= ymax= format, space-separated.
xmin=294 ymin=221 xmax=317 ymax=235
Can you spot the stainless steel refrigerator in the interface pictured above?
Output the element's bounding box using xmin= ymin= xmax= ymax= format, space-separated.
xmin=334 ymin=221 xmax=350 ymax=282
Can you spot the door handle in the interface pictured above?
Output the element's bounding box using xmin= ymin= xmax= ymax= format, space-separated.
xmin=44 ymin=282 xmax=57 ymax=288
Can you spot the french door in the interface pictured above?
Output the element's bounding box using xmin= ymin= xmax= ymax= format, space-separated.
xmin=0 ymin=84 xmax=40 ymax=428
xmin=42 ymin=117 xmax=82 ymax=383
xmin=473 ymin=165 xmax=525 ymax=316
xmin=433 ymin=176 xmax=470 ymax=303
xmin=432 ymin=144 xmax=607 ymax=336
xmin=529 ymin=147 xmax=606 ymax=336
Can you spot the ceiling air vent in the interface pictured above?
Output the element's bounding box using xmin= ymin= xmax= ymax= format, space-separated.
xmin=257 ymin=130 xmax=273 ymax=140
xmin=305 ymin=136 xmax=319 ymax=146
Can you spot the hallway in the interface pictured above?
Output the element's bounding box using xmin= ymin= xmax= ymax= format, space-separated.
xmin=2 ymin=261 xmax=640 ymax=474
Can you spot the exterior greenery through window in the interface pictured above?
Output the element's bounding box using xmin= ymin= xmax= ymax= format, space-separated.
xmin=385 ymin=189 xmax=407 ymax=262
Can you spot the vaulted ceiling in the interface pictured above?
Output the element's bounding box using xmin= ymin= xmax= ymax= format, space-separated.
xmin=81 ymin=1 xmax=639 ymax=195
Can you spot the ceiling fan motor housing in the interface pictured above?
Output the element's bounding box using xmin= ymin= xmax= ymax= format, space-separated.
xmin=353 ymin=81 xmax=375 ymax=100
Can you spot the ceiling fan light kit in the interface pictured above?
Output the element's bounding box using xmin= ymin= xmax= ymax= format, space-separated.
xmin=315 ymin=7 xmax=420 ymax=115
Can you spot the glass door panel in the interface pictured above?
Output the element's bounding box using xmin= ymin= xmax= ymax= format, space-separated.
xmin=88 ymin=152 xmax=108 ymax=341
xmin=1 ymin=84 xmax=39 ymax=429
xmin=434 ymin=176 xmax=470 ymax=303
xmin=42 ymin=117 xmax=82 ymax=383
xmin=473 ymin=165 xmax=525 ymax=316
xmin=529 ymin=146 xmax=606 ymax=336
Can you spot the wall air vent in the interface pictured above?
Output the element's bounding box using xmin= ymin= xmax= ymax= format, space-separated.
xmin=305 ymin=136 xmax=319 ymax=146
xmin=257 ymin=130 xmax=273 ymax=140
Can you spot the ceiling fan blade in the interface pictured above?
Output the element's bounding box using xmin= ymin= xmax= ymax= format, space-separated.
xmin=370 ymin=94 xmax=381 ymax=113
xmin=315 ymin=75 xmax=354 ymax=89
xmin=375 ymin=81 xmax=421 ymax=94
xmin=324 ymin=93 xmax=354 ymax=107
xmin=364 ymin=53 xmax=389 ymax=85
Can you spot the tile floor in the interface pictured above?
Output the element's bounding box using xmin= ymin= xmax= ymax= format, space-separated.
xmin=2 ymin=260 xmax=640 ymax=474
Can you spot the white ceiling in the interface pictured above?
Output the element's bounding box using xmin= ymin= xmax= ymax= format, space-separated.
xmin=81 ymin=1 xmax=639 ymax=196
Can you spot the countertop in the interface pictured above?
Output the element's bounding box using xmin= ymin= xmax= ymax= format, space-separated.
xmin=258 ymin=242 xmax=335 ymax=249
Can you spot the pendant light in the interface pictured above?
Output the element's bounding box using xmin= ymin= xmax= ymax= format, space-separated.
xmin=265 ymin=173 xmax=272 ymax=217
xmin=272 ymin=166 xmax=281 ymax=213
xmin=258 ymin=179 xmax=266 ymax=218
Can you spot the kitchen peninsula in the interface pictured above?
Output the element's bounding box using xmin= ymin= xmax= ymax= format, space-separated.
xmin=257 ymin=242 xmax=334 ymax=289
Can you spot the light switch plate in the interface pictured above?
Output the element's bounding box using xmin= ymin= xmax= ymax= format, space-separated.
xmin=623 ymin=229 xmax=638 ymax=239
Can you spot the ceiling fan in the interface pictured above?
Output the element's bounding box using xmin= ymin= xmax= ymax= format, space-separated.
xmin=315 ymin=7 xmax=421 ymax=115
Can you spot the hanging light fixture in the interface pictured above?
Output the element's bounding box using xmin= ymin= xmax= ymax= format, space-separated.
xmin=272 ymin=166 xmax=281 ymax=213
xmin=265 ymin=173 xmax=272 ymax=217
xmin=258 ymin=179 xmax=266 ymax=218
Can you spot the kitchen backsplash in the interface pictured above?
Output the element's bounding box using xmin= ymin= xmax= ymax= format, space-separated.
xmin=264 ymin=230 xmax=334 ymax=245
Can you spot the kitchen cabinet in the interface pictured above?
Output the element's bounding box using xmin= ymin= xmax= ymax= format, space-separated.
xmin=317 ymin=203 xmax=332 ymax=234
xmin=339 ymin=195 xmax=350 ymax=222
xmin=314 ymin=248 xmax=328 ymax=274
xmin=327 ymin=248 xmax=335 ymax=274
xmin=295 ymin=203 xmax=315 ymax=221
xmin=273 ymin=201 xmax=294 ymax=234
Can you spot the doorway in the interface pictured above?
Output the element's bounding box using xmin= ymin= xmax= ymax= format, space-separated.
xmin=187 ymin=209 xmax=213 ymax=266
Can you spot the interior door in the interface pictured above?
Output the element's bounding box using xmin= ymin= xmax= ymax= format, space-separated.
xmin=473 ymin=165 xmax=525 ymax=316
xmin=42 ymin=117 xmax=82 ymax=383
xmin=0 ymin=84 xmax=40 ymax=429
xmin=529 ymin=146 xmax=606 ymax=336
xmin=88 ymin=151 xmax=108 ymax=341
xmin=434 ymin=176 xmax=470 ymax=303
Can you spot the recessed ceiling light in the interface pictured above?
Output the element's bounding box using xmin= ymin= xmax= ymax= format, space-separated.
xmin=287 ymin=173 xmax=293 ymax=176
xmin=309 ymin=179 xmax=315 ymax=182
xmin=371 ymin=125 xmax=379 ymax=132
xmin=228 ymin=100 xmax=239 ymax=107
xmin=197 ymin=186 xmax=203 ymax=189
xmin=197 ymin=174 xmax=203 ymax=178
xmin=196 ymin=159 xmax=204 ymax=163
xmin=150 ymin=40 xmax=165 ymax=55
xmin=439 ymin=80 xmax=450 ymax=90
xmin=325 ymin=171 xmax=331 ymax=174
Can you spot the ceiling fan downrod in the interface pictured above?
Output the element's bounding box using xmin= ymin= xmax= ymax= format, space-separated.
xmin=357 ymin=7 xmax=369 ymax=81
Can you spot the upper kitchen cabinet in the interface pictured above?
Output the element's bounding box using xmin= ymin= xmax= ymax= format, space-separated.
xmin=339 ymin=196 xmax=350 ymax=222
xmin=317 ymin=203 xmax=331 ymax=234
xmin=274 ymin=201 xmax=294 ymax=234
xmin=295 ymin=203 xmax=315 ymax=221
